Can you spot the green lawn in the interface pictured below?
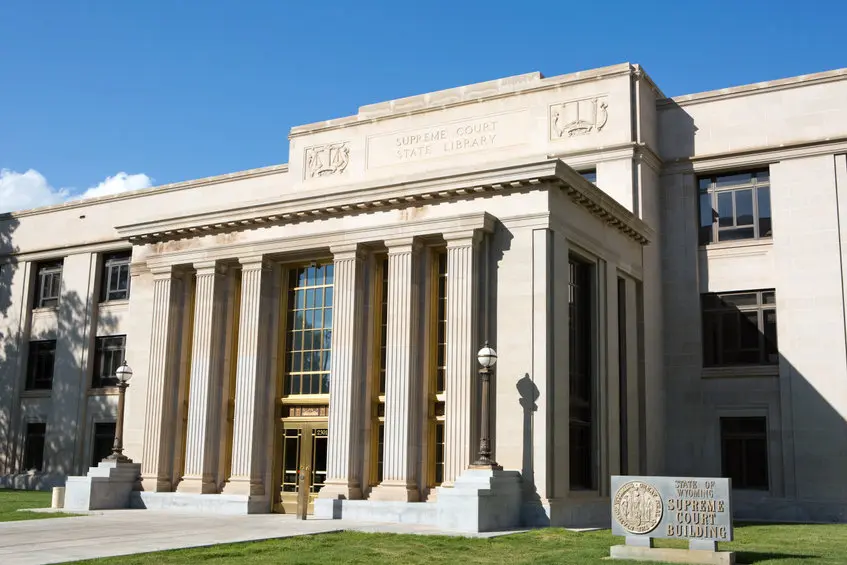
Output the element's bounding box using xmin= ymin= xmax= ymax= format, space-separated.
xmin=0 ymin=488 xmax=75 ymax=522
xmin=72 ymin=523 xmax=847 ymax=565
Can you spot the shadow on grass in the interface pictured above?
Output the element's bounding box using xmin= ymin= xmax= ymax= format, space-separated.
xmin=736 ymin=550 xmax=817 ymax=564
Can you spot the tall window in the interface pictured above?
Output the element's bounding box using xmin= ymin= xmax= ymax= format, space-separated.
xmin=284 ymin=264 xmax=333 ymax=396
xmin=92 ymin=336 xmax=126 ymax=388
xmin=91 ymin=422 xmax=116 ymax=466
xmin=702 ymin=290 xmax=777 ymax=367
xmin=26 ymin=340 xmax=56 ymax=390
xmin=699 ymin=169 xmax=772 ymax=245
xmin=569 ymin=257 xmax=594 ymax=490
xmin=35 ymin=260 xmax=63 ymax=308
xmin=24 ymin=422 xmax=46 ymax=471
xmin=373 ymin=256 xmax=388 ymax=485
xmin=721 ymin=417 xmax=769 ymax=490
xmin=432 ymin=251 xmax=447 ymax=486
xmin=100 ymin=251 xmax=131 ymax=302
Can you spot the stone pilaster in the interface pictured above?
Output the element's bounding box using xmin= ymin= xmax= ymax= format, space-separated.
xmin=370 ymin=238 xmax=421 ymax=502
xmin=443 ymin=231 xmax=481 ymax=486
xmin=319 ymin=244 xmax=366 ymax=500
xmin=223 ymin=258 xmax=272 ymax=496
xmin=177 ymin=262 xmax=228 ymax=494
xmin=141 ymin=266 xmax=182 ymax=492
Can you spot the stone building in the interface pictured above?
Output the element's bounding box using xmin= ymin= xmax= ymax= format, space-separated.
xmin=1 ymin=62 xmax=846 ymax=525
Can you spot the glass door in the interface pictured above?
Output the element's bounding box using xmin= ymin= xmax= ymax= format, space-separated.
xmin=276 ymin=423 xmax=328 ymax=514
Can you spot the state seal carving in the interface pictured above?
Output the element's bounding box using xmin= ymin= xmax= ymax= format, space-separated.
xmin=613 ymin=480 xmax=663 ymax=535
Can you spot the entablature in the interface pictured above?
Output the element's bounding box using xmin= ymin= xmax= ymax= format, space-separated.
xmin=117 ymin=159 xmax=654 ymax=247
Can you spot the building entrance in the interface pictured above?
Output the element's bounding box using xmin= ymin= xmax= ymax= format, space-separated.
xmin=275 ymin=422 xmax=328 ymax=514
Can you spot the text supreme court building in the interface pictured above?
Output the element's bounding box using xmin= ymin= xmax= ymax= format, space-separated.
xmin=2 ymin=62 xmax=847 ymax=526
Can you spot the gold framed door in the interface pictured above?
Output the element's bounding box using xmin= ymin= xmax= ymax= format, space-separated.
xmin=275 ymin=422 xmax=328 ymax=514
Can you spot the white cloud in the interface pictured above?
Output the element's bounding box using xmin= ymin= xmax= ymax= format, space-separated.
xmin=0 ymin=169 xmax=153 ymax=214
xmin=0 ymin=169 xmax=69 ymax=213
xmin=79 ymin=172 xmax=153 ymax=199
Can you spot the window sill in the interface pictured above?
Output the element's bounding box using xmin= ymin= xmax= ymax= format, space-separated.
xmin=88 ymin=387 xmax=121 ymax=396
xmin=99 ymin=299 xmax=130 ymax=308
xmin=702 ymin=365 xmax=779 ymax=378
xmin=31 ymin=306 xmax=59 ymax=315
xmin=20 ymin=389 xmax=52 ymax=398
xmin=699 ymin=238 xmax=773 ymax=253
xmin=281 ymin=395 xmax=329 ymax=405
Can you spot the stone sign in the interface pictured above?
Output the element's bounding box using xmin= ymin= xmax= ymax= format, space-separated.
xmin=610 ymin=476 xmax=735 ymax=564
xmin=366 ymin=110 xmax=530 ymax=169
xmin=611 ymin=475 xmax=733 ymax=542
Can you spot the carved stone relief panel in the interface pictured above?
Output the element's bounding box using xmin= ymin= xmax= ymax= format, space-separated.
xmin=304 ymin=142 xmax=350 ymax=179
xmin=549 ymin=96 xmax=609 ymax=139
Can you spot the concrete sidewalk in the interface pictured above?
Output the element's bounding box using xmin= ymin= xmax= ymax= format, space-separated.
xmin=0 ymin=510 xmax=522 ymax=565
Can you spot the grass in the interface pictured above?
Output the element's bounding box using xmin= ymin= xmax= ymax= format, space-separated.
xmin=0 ymin=488 xmax=76 ymax=522
xmin=71 ymin=523 xmax=847 ymax=565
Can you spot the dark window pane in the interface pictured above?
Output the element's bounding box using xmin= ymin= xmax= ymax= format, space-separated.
xmin=740 ymin=312 xmax=760 ymax=349
xmin=735 ymin=189 xmax=754 ymax=226
xmin=699 ymin=177 xmax=712 ymax=190
xmin=757 ymin=186 xmax=772 ymax=237
xmin=755 ymin=170 xmax=770 ymax=184
xmin=720 ymin=293 xmax=758 ymax=308
xmin=764 ymin=310 xmax=778 ymax=363
xmin=716 ymin=172 xmax=753 ymax=187
xmin=699 ymin=192 xmax=714 ymax=245
xmin=719 ymin=227 xmax=755 ymax=241
xmin=717 ymin=192 xmax=734 ymax=227
xmin=23 ymin=423 xmax=46 ymax=471
xmin=721 ymin=417 xmax=769 ymax=490
xmin=92 ymin=422 xmax=116 ymax=466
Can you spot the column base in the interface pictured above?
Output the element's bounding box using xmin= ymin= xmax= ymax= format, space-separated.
xmin=176 ymin=476 xmax=218 ymax=494
xmin=64 ymin=461 xmax=142 ymax=511
xmin=317 ymin=480 xmax=362 ymax=500
xmin=368 ymin=481 xmax=419 ymax=502
xmin=141 ymin=475 xmax=172 ymax=492
xmin=221 ymin=478 xmax=265 ymax=497
xmin=435 ymin=468 xmax=522 ymax=532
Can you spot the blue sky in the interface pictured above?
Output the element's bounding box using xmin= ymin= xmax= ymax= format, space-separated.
xmin=1 ymin=0 xmax=846 ymax=211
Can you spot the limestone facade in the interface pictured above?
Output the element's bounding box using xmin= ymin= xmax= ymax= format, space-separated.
xmin=1 ymin=62 xmax=846 ymax=524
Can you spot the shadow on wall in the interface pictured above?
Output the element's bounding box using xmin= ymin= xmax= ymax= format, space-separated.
xmin=658 ymin=112 xmax=847 ymax=521
xmin=0 ymin=214 xmax=20 ymax=480
xmin=1 ymin=215 xmax=120 ymax=489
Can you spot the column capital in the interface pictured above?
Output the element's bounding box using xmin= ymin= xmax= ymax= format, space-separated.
xmin=330 ymin=243 xmax=366 ymax=261
xmin=238 ymin=256 xmax=270 ymax=271
xmin=193 ymin=260 xmax=226 ymax=276
xmin=150 ymin=264 xmax=176 ymax=280
xmin=443 ymin=229 xmax=483 ymax=248
xmin=384 ymin=237 xmax=422 ymax=254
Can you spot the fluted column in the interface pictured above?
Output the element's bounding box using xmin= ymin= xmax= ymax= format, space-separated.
xmin=443 ymin=231 xmax=481 ymax=485
xmin=319 ymin=244 xmax=366 ymax=500
xmin=141 ymin=266 xmax=182 ymax=492
xmin=370 ymin=238 xmax=421 ymax=502
xmin=178 ymin=261 xmax=228 ymax=494
xmin=223 ymin=258 xmax=272 ymax=496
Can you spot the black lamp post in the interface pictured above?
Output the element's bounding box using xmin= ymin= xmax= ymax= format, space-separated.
xmin=105 ymin=360 xmax=133 ymax=463
xmin=471 ymin=342 xmax=501 ymax=470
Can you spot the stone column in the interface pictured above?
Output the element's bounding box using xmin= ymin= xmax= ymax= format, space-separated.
xmin=319 ymin=244 xmax=366 ymax=500
xmin=141 ymin=266 xmax=182 ymax=492
xmin=177 ymin=261 xmax=228 ymax=494
xmin=223 ymin=258 xmax=272 ymax=496
xmin=370 ymin=238 xmax=421 ymax=502
xmin=442 ymin=231 xmax=481 ymax=486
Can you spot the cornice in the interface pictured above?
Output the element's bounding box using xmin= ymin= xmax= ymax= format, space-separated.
xmin=144 ymin=212 xmax=497 ymax=271
xmin=0 ymin=164 xmax=289 ymax=220
xmin=118 ymin=158 xmax=652 ymax=246
xmin=661 ymin=136 xmax=847 ymax=175
xmin=289 ymin=63 xmax=635 ymax=138
xmin=657 ymin=67 xmax=847 ymax=109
